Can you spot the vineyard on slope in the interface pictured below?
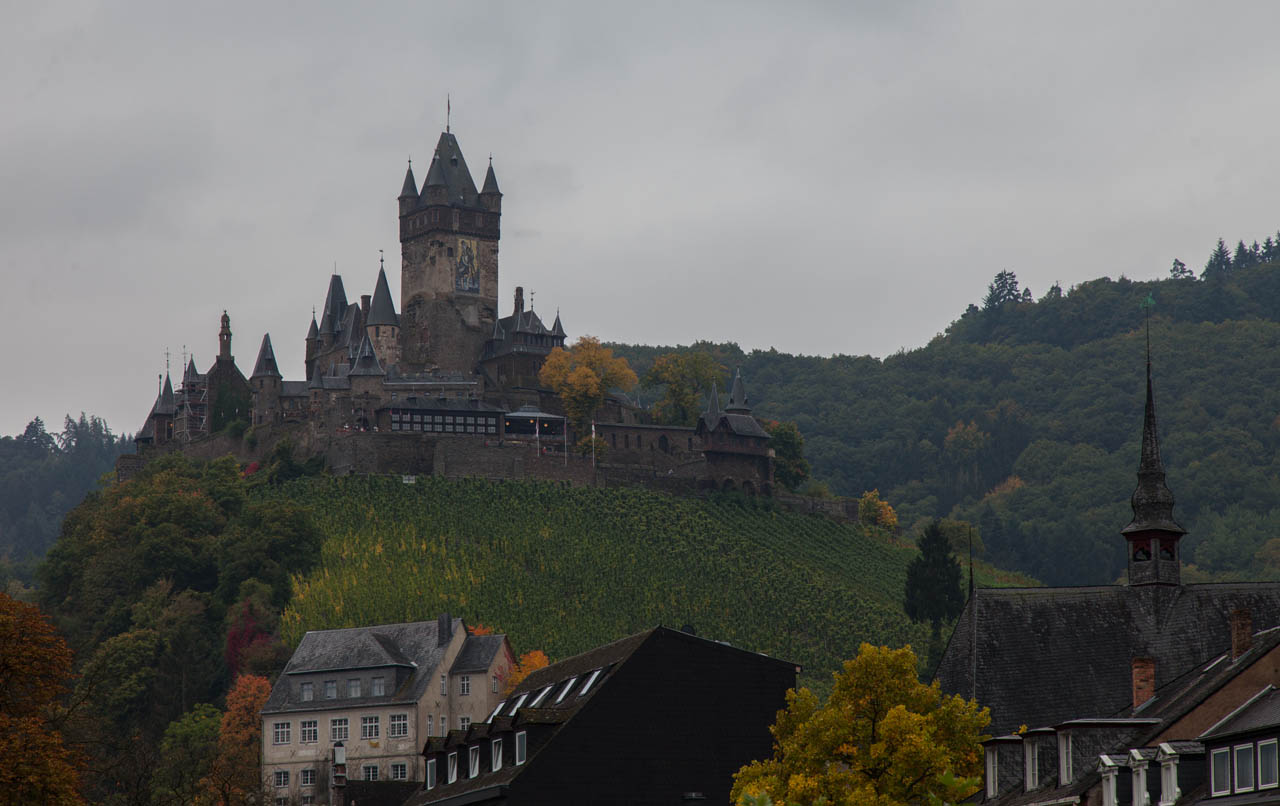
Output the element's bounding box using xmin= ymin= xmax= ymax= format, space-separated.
xmin=268 ymin=476 xmax=1031 ymax=686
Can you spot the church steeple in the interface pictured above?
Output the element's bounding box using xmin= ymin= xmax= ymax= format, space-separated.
xmin=1122 ymin=353 xmax=1186 ymax=586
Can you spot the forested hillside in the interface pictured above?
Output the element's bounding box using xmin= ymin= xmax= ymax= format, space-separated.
xmin=611 ymin=235 xmax=1280 ymax=587
xmin=0 ymin=414 xmax=130 ymax=586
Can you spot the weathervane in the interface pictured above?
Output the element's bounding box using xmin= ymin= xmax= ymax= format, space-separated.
xmin=379 ymin=249 xmax=384 ymax=272
xmin=446 ymin=94 xmax=451 ymax=133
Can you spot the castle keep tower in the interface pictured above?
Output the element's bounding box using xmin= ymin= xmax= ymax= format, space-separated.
xmin=397 ymin=132 xmax=502 ymax=373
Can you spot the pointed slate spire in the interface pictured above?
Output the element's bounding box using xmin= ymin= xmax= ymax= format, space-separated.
xmin=490 ymin=317 xmax=505 ymax=340
xmin=158 ymin=373 xmax=176 ymax=415
xmin=399 ymin=160 xmax=418 ymax=199
xmin=308 ymin=367 xmax=324 ymax=389
xmin=1121 ymin=360 xmax=1185 ymax=537
xmin=367 ymin=267 xmax=399 ymax=326
xmin=725 ymin=369 xmax=750 ymax=413
xmin=481 ymin=158 xmax=501 ymax=195
xmin=251 ymin=334 xmax=281 ymax=378
xmin=306 ymin=313 xmax=319 ymax=341
xmin=320 ymin=274 xmax=348 ymax=335
xmin=184 ymin=355 xmax=198 ymax=382
xmin=705 ymin=381 xmax=722 ymax=420
xmin=349 ymin=333 xmax=385 ymax=376
xmin=551 ymin=310 xmax=565 ymax=336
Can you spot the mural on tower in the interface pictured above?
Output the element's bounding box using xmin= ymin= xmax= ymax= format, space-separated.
xmin=455 ymin=238 xmax=479 ymax=292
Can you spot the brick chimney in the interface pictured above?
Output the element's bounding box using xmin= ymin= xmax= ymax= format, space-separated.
xmin=1232 ymin=609 xmax=1254 ymax=660
xmin=361 ymin=294 xmax=371 ymax=318
xmin=438 ymin=612 xmax=453 ymax=647
xmin=1132 ymin=657 xmax=1155 ymax=710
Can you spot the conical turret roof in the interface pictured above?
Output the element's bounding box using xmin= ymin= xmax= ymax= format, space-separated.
xmin=366 ymin=268 xmax=399 ymax=326
xmin=184 ymin=356 xmax=198 ymax=382
xmin=399 ymin=161 xmax=418 ymax=199
xmin=1121 ymin=361 xmax=1185 ymax=536
xmin=306 ymin=314 xmax=318 ymax=341
xmin=157 ymin=373 xmax=176 ymax=415
xmin=349 ymin=333 xmax=385 ymax=376
xmin=424 ymin=153 xmax=447 ymax=188
xmin=320 ymin=274 xmax=348 ymax=335
xmin=551 ymin=310 xmax=565 ymax=336
xmin=725 ymin=369 xmax=750 ymax=413
xmin=251 ymin=334 xmax=281 ymax=378
xmin=481 ymin=159 xmax=501 ymax=195
xmin=705 ymin=381 xmax=721 ymax=421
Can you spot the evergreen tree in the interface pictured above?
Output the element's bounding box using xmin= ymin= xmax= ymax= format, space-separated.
xmin=1234 ymin=240 xmax=1254 ymax=270
xmin=982 ymin=271 xmax=1021 ymax=311
xmin=1203 ymin=238 xmax=1233 ymax=280
xmin=1170 ymin=258 xmax=1194 ymax=280
xmin=903 ymin=520 xmax=964 ymax=636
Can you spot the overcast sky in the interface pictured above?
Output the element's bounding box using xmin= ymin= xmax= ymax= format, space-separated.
xmin=4 ymin=1 xmax=1280 ymax=437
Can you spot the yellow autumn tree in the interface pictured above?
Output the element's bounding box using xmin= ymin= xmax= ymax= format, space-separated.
xmin=538 ymin=336 xmax=638 ymax=430
xmin=732 ymin=644 xmax=989 ymax=806
xmin=858 ymin=489 xmax=899 ymax=531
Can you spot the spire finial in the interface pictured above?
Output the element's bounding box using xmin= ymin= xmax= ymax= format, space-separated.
xmin=447 ymin=94 xmax=451 ymax=133
xmin=379 ymin=249 xmax=384 ymax=272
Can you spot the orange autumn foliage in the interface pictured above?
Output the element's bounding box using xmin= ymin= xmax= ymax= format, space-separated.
xmin=0 ymin=592 xmax=84 ymax=804
xmin=501 ymin=649 xmax=551 ymax=696
xmin=538 ymin=336 xmax=638 ymax=428
xmin=469 ymin=623 xmax=495 ymax=636
xmin=201 ymin=674 xmax=271 ymax=805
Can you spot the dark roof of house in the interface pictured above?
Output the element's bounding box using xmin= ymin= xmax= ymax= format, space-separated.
xmin=400 ymin=161 xmax=418 ymax=199
xmin=407 ymin=627 xmax=796 ymax=806
xmin=378 ymin=398 xmax=504 ymax=413
xmin=450 ymin=635 xmax=508 ymax=674
xmin=1201 ymin=685 xmax=1280 ymax=741
xmin=153 ymin=373 xmax=176 ymax=416
xmin=281 ymin=381 xmax=309 ymax=397
xmin=937 ymin=583 xmax=1280 ymax=735
xmin=251 ymin=333 xmax=281 ymax=378
xmin=694 ymin=375 xmax=770 ymax=438
xmin=367 ymin=268 xmax=399 ymax=327
xmin=264 ymin=618 xmax=470 ymax=714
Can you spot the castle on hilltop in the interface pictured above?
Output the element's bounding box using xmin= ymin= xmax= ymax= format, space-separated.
xmin=128 ymin=128 xmax=778 ymax=496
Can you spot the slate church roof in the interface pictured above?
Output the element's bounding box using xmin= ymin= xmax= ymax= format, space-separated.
xmin=939 ymin=584 xmax=1280 ymax=735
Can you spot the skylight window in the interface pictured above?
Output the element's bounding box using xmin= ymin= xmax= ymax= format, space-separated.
xmin=507 ymin=693 xmax=529 ymax=716
xmin=527 ymin=684 xmax=555 ymax=708
xmin=485 ymin=701 xmax=507 ymax=723
xmin=555 ymin=677 xmax=578 ymax=704
xmin=579 ymin=668 xmax=603 ymax=696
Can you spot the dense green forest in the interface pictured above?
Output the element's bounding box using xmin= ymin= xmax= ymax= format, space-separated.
xmin=0 ymin=414 xmax=130 ymax=586
xmin=610 ymin=233 xmax=1280 ymax=587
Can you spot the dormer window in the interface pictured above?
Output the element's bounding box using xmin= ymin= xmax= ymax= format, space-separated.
xmin=492 ymin=738 xmax=503 ymax=771
xmin=486 ymin=701 xmax=507 ymax=722
xmin=528 ymin=684 xmax=555 ymax=708
xmin=371 ymin=677 xmax=385 ymax=696
xmin=1059 ymin=732 xmax=1073 ymax=782
xmin=469 ymin=746 xmax=480 ymax=778
xmin=1212 ymin=748 xmax=1231 ymax=795
xmin=1262 ymin=740 xmax=1279 ymax=789
xmin=1236 ymin=744 xmax=1257 ymax=792
xmin=516 ymin=731 xmax=527 ymax=765
xmin=347 ymin=679 xmax=361 ymax=698
xmin=426 ymin=758 xmax=437 ymax=790
xmin=447 ymin=752 xmax=458 ymax=784
xmin=507 ymin=693 xmax=529 ymax=716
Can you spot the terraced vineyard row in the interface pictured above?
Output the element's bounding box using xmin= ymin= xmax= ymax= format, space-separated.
xmin=265 ymin=476 xmax=1027 ymax=686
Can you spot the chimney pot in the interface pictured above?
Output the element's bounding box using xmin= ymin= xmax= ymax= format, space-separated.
xmin=1232 ymin=609 xmax=1254 ymax=660
xmin=514 ymin=287 xmax=524 ymax=314
xmin=1132 ymin=657 xmax=1155 ymax=710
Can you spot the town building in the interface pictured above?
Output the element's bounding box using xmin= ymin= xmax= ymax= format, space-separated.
xmin=936 ymin=357 xmax=1280 ymax=737
xmin=402 ymin=625 xmax=797 ymax=806
xmin=978 ymin=612 xmax=1280 ymax=806
xmin=260 ymin=614 xmax=511 ymax=806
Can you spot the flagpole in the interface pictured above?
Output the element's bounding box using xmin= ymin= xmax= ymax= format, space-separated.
xmin=591 ymin=421 xmax=596 ymax=468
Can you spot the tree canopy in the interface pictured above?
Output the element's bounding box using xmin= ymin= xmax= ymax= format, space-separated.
xmin=539 ymin=336 xmax=639 ymax=429
xmin=731 ymin=643 xmax=989 ymax=806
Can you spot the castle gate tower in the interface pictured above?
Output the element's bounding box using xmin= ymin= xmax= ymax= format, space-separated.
xmin=397 ymin=131 xmax=502 ymax=373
